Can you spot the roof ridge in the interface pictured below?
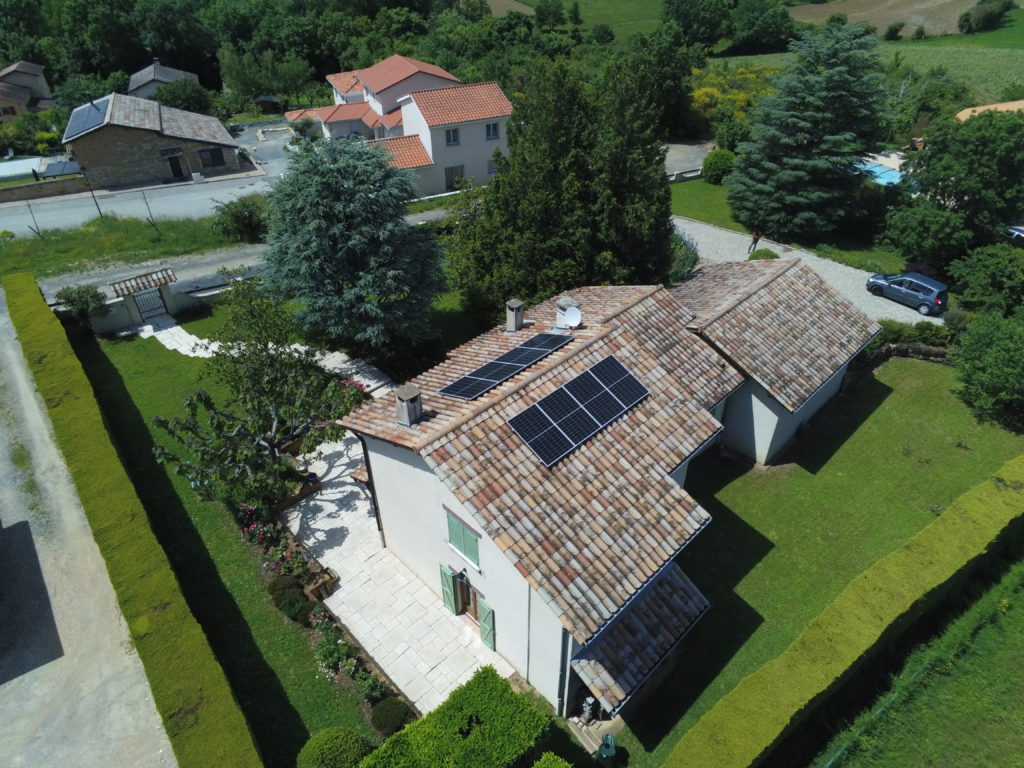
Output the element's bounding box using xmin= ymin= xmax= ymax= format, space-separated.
xmin=687 ymin=259 xmax=798 ymax=330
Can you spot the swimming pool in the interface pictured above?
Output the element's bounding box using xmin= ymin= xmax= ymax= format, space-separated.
xmin=859 ymin=161 xmax=902 ymax=186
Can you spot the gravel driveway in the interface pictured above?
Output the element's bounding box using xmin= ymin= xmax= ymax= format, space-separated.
xmin=0 ymin=290 xmax=176 ymax=767
xmin=673 ymin=216 xmax=943 ymax=325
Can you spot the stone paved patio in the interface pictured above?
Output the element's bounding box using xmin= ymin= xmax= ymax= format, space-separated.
xmin=283 ymin=436 xmax=515 ymax=713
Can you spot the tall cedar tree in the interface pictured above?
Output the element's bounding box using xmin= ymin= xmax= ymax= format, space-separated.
xmin=445 ymin=58 xmax=673 ymax=312
xmin=726 ymin=24 xmax=884 ymax=242
xmin=263 ymin=139 xmax=443 ymax=349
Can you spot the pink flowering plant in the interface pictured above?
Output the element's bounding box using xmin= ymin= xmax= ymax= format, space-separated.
xmin=261 ymin=544 xmax=310 ymax=580
xmin=243 ymin=520 xmax=279 ymax=547
xmin=310 ymin=605 xmax=334 ymax=633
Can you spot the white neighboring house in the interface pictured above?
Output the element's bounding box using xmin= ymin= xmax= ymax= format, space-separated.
xmin=286 ymin=55 xmax=511 ymax=197
xmin=341 ymin=266 xmax=880 ymax=719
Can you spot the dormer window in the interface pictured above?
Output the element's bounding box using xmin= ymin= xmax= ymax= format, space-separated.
xmin=445 ymin=128 xmax=460 ymax=146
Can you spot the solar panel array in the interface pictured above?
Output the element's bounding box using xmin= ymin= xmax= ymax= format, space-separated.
xmin=439 ymin=332 xmax=572 ymax=400
xmin=509 ymin=356 xmax=649 ymax=466
xmin=64 ymin=97 xmax=109 ymax=141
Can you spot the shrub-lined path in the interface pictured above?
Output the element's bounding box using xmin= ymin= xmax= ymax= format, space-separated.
xmin=0 ymin=290 xmax=175 ymax=767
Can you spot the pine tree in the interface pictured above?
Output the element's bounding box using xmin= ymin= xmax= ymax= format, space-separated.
xmin=263 ymin=139 xmax=443 ymax=349
xmin=726 ymin=24 xmax=884 ymax=241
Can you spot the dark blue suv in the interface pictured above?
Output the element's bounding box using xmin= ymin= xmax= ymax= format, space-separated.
xmin=866 ymin=272 xmax=948 ymax=316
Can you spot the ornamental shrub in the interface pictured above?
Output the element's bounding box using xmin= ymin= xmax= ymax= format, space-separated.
xmin=371 ymin=697 xmax=416 ymax=737
xmin=748 ymin=248 xmax=778 ymax=261
xmin=55 ymin=284 xmax=110 ymax=330
xmin=314 ymin=627 xmax=352 ymax=675
xmin=884 ymin=21 xmax=905 ymax=40
xmin=701 ymin=149 xmax=735 ymax=185
xmin=211 ymin=193 xmax=269 ymax=243
xmin=532 ymin=754 xmax=573 ymax=768
xmin=298 ymin=726 xmax=375 ymax=768
xmin=273 ymin=585 xmax=318 ymax=626
xmin=670 ymin=232 xmax=700 ymax=282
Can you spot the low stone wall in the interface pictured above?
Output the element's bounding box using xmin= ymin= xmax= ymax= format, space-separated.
xmin=0 ymin=176 xmax=89 ymax=202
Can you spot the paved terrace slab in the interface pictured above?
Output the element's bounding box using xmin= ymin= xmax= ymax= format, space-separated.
xmin=283 ymin=436 xmax=514 ymax=713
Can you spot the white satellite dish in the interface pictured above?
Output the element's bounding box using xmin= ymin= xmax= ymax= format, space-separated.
xmin=563 ymin=306 xmax=582 ymax=329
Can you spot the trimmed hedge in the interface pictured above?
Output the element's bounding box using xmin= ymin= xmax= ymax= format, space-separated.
xmin=531 ymin=753 xmax=574 ymax=768
xmin=3 ymin=273 xmax=261 ymax=767
xmin=665 ymin=454 xmax=1024 ymax=768
xmin=297 ymin=726 xmax=374 ymax=768
xmin=359 ymin=666 xmax=550 ymax=768
xmin=747 ymin=248 xmax=778 ymax=261
xmin=371 ymin=696 xmax=416 ymax=737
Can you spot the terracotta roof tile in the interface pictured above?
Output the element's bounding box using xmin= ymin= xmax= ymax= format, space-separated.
xmin=356 ymin=54 xmax=460 ymax=94
xmin=410 ymin=82 xmax=512 ymax=127
xmin=671 ymin=260 xmax=881 ymax=411
xmin=326 ymin=70 xmax=362 ymax=95
xmin=343 ymin=286 xmax=744 ymax=642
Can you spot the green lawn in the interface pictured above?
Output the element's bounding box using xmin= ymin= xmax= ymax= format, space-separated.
xmin=73 ymin=331 xmax=373 ymax=768
xmin=406 ymin=195 xmax=452 ymax=215
xmin=670 ymin=179 xmax=904 ymax=272
xmin=726 ymin=10 xmax=1024 ymax=103
xmin=613 ymin=358 xmax=1024 ymax=767
xmin=813 ymin=557 xmax=1024 ymax=767
xmin=0 ymin=215 xmax=235 ymax=279
xmin=514 ymin=0 xmax=662 ymax=36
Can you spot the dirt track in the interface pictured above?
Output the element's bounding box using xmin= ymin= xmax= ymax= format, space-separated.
xmin=790 ymin=0 xmax=976 ymax=34
xmin=0 ymin=289 xmax=176 ymax=767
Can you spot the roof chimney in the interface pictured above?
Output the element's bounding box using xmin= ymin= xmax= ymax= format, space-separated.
xmin=555 ymin=297 xmax=580 ymax=329
xmin=395 ymin=384 xmax=422 ymax=426
xmin=505 ymin=299 xmax=524 ymax=332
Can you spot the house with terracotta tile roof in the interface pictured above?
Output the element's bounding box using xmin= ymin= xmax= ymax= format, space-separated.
xmin=287 ymin=54 xmax=511 ymax=196
xmin=341 ymin=266 xmax=878 ymax=718
xmin=0 ymin=61 xmax=54 ymax=124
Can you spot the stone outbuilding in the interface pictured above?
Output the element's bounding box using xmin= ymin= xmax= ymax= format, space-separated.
xmin=0 ymin=61 xmax=54 ymax=123
xmin=62 ymin=93 xmax=239 ymax=188
xmin=126 ymin=59 xmax=200 ymax=100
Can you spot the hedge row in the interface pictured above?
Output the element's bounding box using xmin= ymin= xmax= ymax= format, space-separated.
xmin=359 ymin=666 xmax=550 ymax=768
xmin=3 ymin=273 xmax=262 ymax=767
xmin=531 ymin=753 xmax=574 ymax=768
xmin=665 ymin=453 xmax=1024 ymax=768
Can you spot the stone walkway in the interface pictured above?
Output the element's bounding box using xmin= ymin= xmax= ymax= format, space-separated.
xmin=283 ymin=436 xmax=515 ymax=713
xmin=133 ymin=314 xmax=395 ymax=393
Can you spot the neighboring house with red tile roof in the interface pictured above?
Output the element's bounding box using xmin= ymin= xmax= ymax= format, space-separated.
xmin=0 ymin=61 xmax=54 ymax=124
xmin=341 ymin=271 xmax=877 ymax=718
xmin=62 ymin=93 xmax=239 ymax=188
xmin=289 ymin=54 xmax=511 ymax=196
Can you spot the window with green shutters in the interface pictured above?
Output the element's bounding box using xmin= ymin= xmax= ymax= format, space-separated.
xmin=446 ymin=510 xmax=480 ymax=566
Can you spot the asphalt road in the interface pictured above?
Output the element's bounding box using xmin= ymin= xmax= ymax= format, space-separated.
xmin=0 ymin=123 xmax=292 ymax=238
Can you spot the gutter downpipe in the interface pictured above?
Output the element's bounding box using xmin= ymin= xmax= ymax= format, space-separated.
xmin=354 ymin=431 xmax=386 ymax=548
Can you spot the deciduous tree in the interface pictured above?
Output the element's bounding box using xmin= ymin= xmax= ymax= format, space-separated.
xmin=154 ymin=78 xmax=215 ymax=115
xmin=263 ymin=139 xmax=443 ymax=348
xmin=726 ymin=24 xmax=884 ymax=241
xmin=953 ymin=311 xmax=1024 ymax=432
xmin=948 ymin=244 xmax=1024 ymax=317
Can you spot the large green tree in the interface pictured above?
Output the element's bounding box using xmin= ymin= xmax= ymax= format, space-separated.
xmin=896 ymin=111 xmax=1024 ymax=250
xmin=953 ymin=311 xmax=1024 ymax=432
xmin=662 ymin=0 xmax=731 ymax=48
xmin=948 ymin=244 xmax=1024 ymax=317
xmin=263 ymin=139 xmax=443 ymax=349
xmin=726 ymin=23 xmax=884 ymax=241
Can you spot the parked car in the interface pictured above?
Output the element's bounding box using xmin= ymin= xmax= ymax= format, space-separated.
xmin=865 ymin=272 xmax=948 ymax=315
xmin=1003 ymin=225 xmax=1024 ymax=245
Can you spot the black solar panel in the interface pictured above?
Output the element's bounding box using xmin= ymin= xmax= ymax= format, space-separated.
xmin=508 ymin=355 xmax=649 ymax=466
xmin=64 ymin=97 xmax=109 ymax=141
xmin=439 ymin=332 xmax=572 ymax=400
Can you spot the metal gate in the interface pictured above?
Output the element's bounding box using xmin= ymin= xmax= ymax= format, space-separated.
xmin=134 ymin=288 xmax=167 ymax=320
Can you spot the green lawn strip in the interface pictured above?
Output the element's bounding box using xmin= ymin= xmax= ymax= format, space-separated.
xmin=665 ymin=452 xmax=1024 ymax=768
xmin=513 ymin=0 xmax=661 ymax=35
xmin=77 ymin=332 xmax=374 ymax=768
xmin=890 ymin=7 xmax=1024 ymax=48
xmin=0 ymin=215 xmax=235 ymax=279
xmin=3 ymin=273 xmax=262 ymax=768
xmin=813 ymin=555 xmax=1024 ymax=767
xmin=406 ymin=196 xmax=451 ymax=215
xmin=670 ymin=180 xmax=903 ymax=272
xmin=612 ymin=359 xmax=1024 ymax=767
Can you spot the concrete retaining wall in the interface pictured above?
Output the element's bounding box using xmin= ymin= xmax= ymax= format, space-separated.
xmin=0 ymin=176 xmax=89 ymax=202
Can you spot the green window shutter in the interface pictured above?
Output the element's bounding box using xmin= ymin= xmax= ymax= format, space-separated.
xmin=447 ymin=512 xmax=464 ymax=552
xmin=463 ymin=529 xmax=479 ymax=566
xmin=479 ymin=598 xmax=495 ymax=650
xmin=447 ymin=511 xmax=480 ymax=566
xmin=439 ymin=563 xmax=458 ymax=614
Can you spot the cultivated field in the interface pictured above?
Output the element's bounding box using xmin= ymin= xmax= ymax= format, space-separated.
xmin=505 ymin=0 xmax=662 ymax=35
xmin=791 ymin=0 xmax=976 ymax=35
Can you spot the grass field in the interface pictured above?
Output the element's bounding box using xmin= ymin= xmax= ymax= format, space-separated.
xmin=611 ymin=358 xmax=1024 ymax=767
xmin=511 ymin=0 xmax=662 ymax=36
xmin=0 ymin=215 xmax=235 ymax=279
xmin=790 ymin=0 xmax=975 ymax=35
xmin=670 ymin=179 xmax=904 ymax=272
xmin=74 ymin=331 xmax=374 ymax=768
xmin=812 ymin=556 xmax=1024 ymax=767
xmin=731 ymin=10 xmax=1024 ymax=104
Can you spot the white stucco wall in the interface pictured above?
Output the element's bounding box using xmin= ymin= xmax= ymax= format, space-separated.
xmin=363 ymin=436 xmax=567 ymax=709
xmin=425 ymin=117 xmax=507 ymax=187
xmin=401 ymin=101 xmax=433 ymax=158
xmin=369 ymin=73 xmax=459 ymax=115
xmin=722 ymin=365 xmax=849 ymax=464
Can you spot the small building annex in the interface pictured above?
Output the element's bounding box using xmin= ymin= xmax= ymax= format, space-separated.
xmin=0 ymin=61 xmax=54 ymax=123
xmin=341 ymin=261 xmax=879 ymax=718
xmin=62 ymin=93 xmax=239 ymax=188
xmin=286 ymin=54 xmax=511 ymax=197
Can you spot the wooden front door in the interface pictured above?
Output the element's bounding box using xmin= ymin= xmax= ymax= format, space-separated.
xmin=168 ymin=156 xmax=184 ymax=178
xmin=458 ymin=577 xmax=479 ymax=621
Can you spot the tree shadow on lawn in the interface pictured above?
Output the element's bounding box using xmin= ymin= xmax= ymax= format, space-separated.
xmin=622 ymin=453 xmax=773 ymax=752
xmin=69 ymin=327 xmax=309 ymax=768
xmin=785 ymin=370 xmax=894 ymax=475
